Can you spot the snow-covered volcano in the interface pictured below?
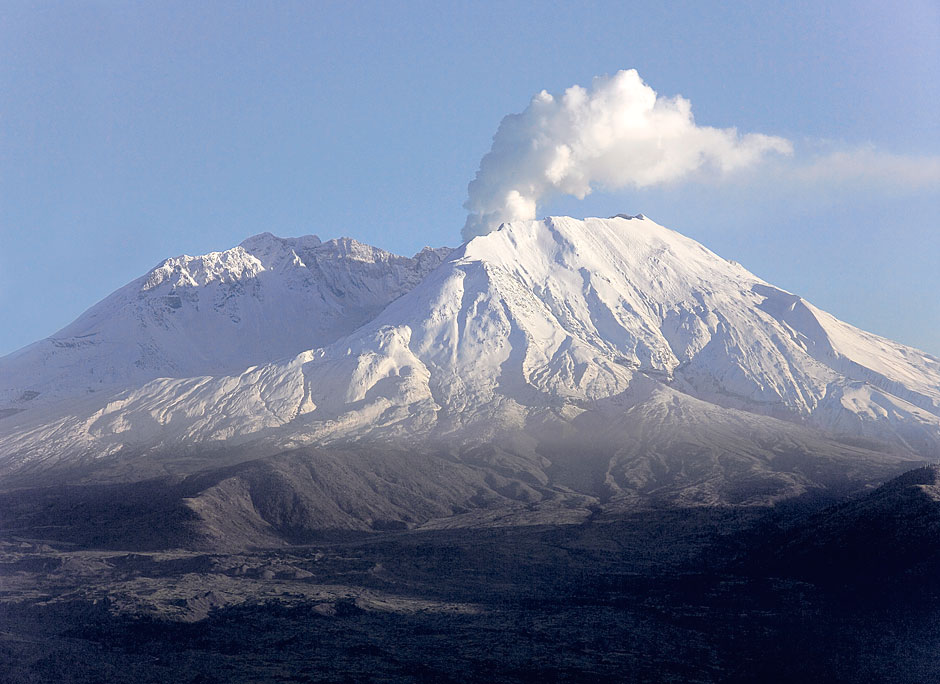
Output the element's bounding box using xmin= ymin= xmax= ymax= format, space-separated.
xmin=0 ymin=233 xmax=451 ymax=412
xmin=1 ymin=216 xmax=938 ymax=504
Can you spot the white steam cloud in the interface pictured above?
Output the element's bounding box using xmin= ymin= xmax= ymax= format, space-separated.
xmin=462 ymin=69 xmax=793 ymax=240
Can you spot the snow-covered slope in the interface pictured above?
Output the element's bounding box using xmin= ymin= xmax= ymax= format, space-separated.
xmin=0 ymin=233 xmax=451 ymax=413
xmin=1 ymin=216 xmax=937 ymax=491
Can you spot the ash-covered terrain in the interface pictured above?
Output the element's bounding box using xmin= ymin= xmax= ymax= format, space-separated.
xmin=2 ymin=215 xmax=939 ymax=681
xmin=3 ymin=468 xmax=940 ymax=683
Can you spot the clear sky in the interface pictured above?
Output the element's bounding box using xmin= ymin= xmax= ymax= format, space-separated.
xmin=1 ymin=1 xmax=938 ymax=356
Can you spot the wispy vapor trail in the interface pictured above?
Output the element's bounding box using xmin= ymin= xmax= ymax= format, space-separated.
xmin=794 ymin=146 xmax=940 ymax=189
xmin=462 ymin=69 xmax=792 ymax=240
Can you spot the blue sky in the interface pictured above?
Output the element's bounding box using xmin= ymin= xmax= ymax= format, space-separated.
xmin=1 ymin=1 xmax=938 ymax=355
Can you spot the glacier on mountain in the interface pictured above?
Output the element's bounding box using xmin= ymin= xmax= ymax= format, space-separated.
xmin=1 ymin=215 xmax=937 ymax=487
xmin=0 ymin=233 xmax=451 ymax=411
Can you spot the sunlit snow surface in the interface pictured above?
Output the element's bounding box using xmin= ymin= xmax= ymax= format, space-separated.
xmin=1 ymin=216 xmax=938 ymax=476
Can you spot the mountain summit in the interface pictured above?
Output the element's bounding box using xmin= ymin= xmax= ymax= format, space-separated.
xmin=1 ymin=216 xmax=937 ymax=512
xmin=0 ymin=234 xmax=451 ymax=411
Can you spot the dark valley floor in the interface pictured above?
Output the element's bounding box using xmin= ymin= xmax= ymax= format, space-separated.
xmin=3 ymin=470 xmax=940 ymax=683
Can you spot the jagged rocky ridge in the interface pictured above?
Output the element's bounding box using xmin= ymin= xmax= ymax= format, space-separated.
xmin=1 ymin=216 xmax=938 ymax=524
xmin=0 ymin=233 xmax=452 ymax=411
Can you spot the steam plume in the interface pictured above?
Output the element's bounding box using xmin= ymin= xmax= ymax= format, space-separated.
xmin=462 ymin=69 xmax=792 ymax=240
